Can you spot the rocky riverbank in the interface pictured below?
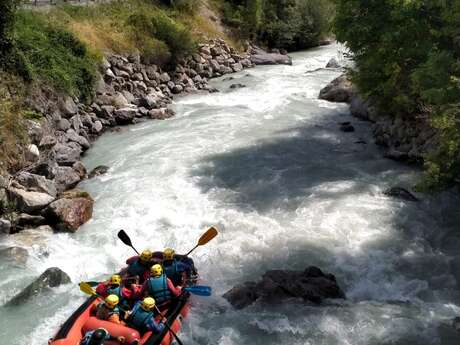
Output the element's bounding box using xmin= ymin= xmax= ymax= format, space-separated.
xmin=0 ymin=39 xmax=292 ymax=240
xmin=319 ymin=73 xmax=438 ymax=163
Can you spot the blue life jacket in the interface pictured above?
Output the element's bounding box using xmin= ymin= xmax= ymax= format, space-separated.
xmin=128 ymin=302 xmax=154 ymax=333
xmin=163 ymin=260 xmax=179 ymax=284
xmin=127 ymin=258 xmax=147 ymax=277
xmin=147 ymin=274 xmax=171 ymax=304
xmin=96 ymin=302 xmax=120 ymax=321
xmin=107 ymin=286 xmax=121 ymax=297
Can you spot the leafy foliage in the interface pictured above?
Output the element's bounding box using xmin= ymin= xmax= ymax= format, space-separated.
xmin=333 ymin=0 xmax=460 ymax=189
xmin=218 ymin=0 xmax=333 ymax=50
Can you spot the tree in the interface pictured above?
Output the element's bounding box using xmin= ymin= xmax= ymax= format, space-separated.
xmin=0 ymin=0 xmax=19 ymax=59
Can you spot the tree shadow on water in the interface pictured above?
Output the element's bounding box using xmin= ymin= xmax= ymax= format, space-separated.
xmin=191 ymin=121 xmax=401 ymax=213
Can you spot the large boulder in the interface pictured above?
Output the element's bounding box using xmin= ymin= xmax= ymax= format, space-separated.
xmin=15 ymin=172 xmax=57 ymax=197
xmin=319 ymin=74 xmax=355 ymax=103
xmin=66 ymin=129 xmax=91 ymax=150
xmin=58 ymin=96 xmax=78 ymax=118
xmin=5 ymin=267 xmax=71 ymax=306
xmin=7 ymin=187 xmax=55 ymax=214
xmin=0 ymin=218 xmax=12 ymax=234
xmin=223 ymin=266 xmax=345 ymax=309
xmin=42 ymin=189 xmax=94 ymax=232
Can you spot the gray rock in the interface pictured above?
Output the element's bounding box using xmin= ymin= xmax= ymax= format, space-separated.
xmin=0 ymin=246 xmax=28 ymax=264
xmin=92 ymin=121 xmax=103 ymax=134
xmin=39 ymin=135 xmax=57 ymax=150
xmin=384 ymin=149 xmax=410 ymax=162
xmin=172 ymin=85 xmax=184 ymax=94
xmin=159 ymin=73 xmax=171 ymax=83
xmin=224 ymin=266 xmax=345 ymax=309
xmin=56 ymin=118 xmax=71 ymax=131
xmin=326 ymin=57 xmax=341 ymax=68
xmin=6 ymin=267 xmax=71 ymax=306
xmin=53 ymin=143 xmax=82 ymax=166
xmin=26 ymin=120 xmax=43 ymax=145
xmin=114 ymin=107 xmax=137 ymax=125
xmin=88 ymin=165 xmax=109 ymax=178
xmin=140 ymin=94 xmax=160 ymax=110
xmin=72 ymin=161 xmax=87 ymax=179
xmin=340 ymin=124 xmax=355 ymax=132
xmin=42 ymin=190 xmax=94 ymax=232
xmin=70 ymin=115 xmax=83 ymax=132
xmin=16 ymin=213 xmax=46 ymax=227
xmin=7 ymin=188 xmax=55 ymax=214
xmin=15 ymin=172 xmax=57 ymax=197
xmin=210 ymin=60 xmax=221 ymax=72
xmin=99 ymin=105 xmax=115 ymax=119
xmin=350 ymin=95 xmax=375 ymax=121
xmin=148 ymin=108 xmax=174 ymax=120
xmin=230 ymin=83 xmax=246 ymax=89
xmin=25 ymin=144 xmax=40 ymax=163
xmin=0 ymin=218 xmax=12 ymax=234
xmin=319 ymin=74 xmax=355 ymax=103
xmin=53 ymin=166 xmax=81 ymax=193
xmin=251 ymin=53 xmax=292 ymax=66
xmin=66 ymin=129 xmax=91 ymax=150
xmin=58 ymin=97 xmax=78 ymax=118
xmin=231 ymin=63 xmax=243 ymax=72
xmin=383 ymin=187 xmax=419 ymax=202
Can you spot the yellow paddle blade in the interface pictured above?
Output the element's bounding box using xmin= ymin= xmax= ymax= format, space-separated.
xmin=198 ymin=227 xmax=218 ymax=246
xmin=79 ymin=282 xmax=97 ymax=296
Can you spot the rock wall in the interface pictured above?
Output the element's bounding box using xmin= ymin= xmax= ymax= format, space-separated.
xmin=319 ymin=73 xmax=438 ymax=162
xmin=0 ymin=39 xmax=291 ymax=237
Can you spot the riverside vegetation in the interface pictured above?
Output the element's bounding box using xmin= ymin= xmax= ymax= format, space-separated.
xmin=0 ymin=0 xmax=332 ymax=235
xmin=333 ymin=0 xmax=460 ymax=190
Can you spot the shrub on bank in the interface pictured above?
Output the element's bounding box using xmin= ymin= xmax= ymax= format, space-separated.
xmin=216 ymin=0 xmax=333 ymax=50
xmin=333 ymin=0 xmax=460 ymax=189
xmin=13 ymin=11 xmax=99 ymax=102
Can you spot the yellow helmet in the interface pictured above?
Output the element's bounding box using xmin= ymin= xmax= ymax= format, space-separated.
xmin=109 ymin=275 xmax=122 ymax=286
xmin=141 ymin=297 xmax=156 ymax=311
xmin=163 ymin=248 xmax=175 ymax=261
xmin=150 ymin=264 xmax=163 ymax=277
xmin=105 ymin=294 xmax=119 ymax=309
xmin=140 ymin=249 xmax=152 ymax=262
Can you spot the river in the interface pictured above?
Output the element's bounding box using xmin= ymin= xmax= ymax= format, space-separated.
xmin=1 ymin=43 xmax=460 ymax=345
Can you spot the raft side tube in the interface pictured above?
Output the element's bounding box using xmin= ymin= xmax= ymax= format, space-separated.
xmin=83 ymin=317 xmax=141 ymax=344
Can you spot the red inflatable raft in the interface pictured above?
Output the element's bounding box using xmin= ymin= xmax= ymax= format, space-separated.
xmin=49 ymin=293 xmax=191 ymax=345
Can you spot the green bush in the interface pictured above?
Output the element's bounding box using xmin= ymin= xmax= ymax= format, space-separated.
xmin=13 ymin=11 xmax=98 ymax=102
xmin=150 ymin=12 xmax=197 ymax=62
xmin=333 ymin=0 xmax=460 ymax=189
xmin=218 ymin=0 xmax=332 ymax=50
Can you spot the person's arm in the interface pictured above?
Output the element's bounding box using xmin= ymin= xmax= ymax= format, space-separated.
xmin=95 ymin=283 xmax=108 ymax=297
xmin=146 ymin=317 xmax=165 ymax=333
xmin=167 ymin=278 xmax=182 ymax=296
xmin=108 ymin=313 xmax=123 ymax=324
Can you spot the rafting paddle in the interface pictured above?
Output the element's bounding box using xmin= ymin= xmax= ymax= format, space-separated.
xmin=183 ymin=285 xmax=212 ymax=297
xmin=118 ymin=229 xmax=140 ymax=255
xmin=79 ymin=281 xmax=102 ymax=298
xmin=185 ymin=227 xmax=218 ymax=257
xmin=153 ymin=305 xmax=184 ymax=345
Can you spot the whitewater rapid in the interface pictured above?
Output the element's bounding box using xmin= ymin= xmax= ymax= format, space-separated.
xmin=1 ymin=43 xmax=460 ymax=345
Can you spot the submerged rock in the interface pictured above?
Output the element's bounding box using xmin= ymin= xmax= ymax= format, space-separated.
xmin=6 ymin=267 xmax=71 ymax=306
xmin=223 ymin=266 xmax=345 ymax=309
xmin=88 ymin=165 xmax=110 ymax=179
xmin=251 ymin=52 xmax=292 ymax=65
xmin=0 ymin=246 xmax=29 ymax=265
xmin=326 ymin=57 xmax=341 ymax=68
xmin=229 ymin=83 xmax=246 ymax=89
xmin=383 ymin=187 xmax=419 ymax=202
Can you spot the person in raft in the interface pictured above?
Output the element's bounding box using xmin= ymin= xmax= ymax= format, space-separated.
xmin=141 ymin=264 xmax=182 ymax=305
xmin=122 ymin=249 xmax=154 ymax=284
xmin=94 ymin=294 xmax=124 ymax=325
xmin=126 ymin=297 xmax=165 ymax=334
xmin=96 ymin=275 xmax=135 ymax=309
xmin=80 ymin=328 xmax=125 ymax=345
xmin=162 ymin=248 xmax=194 ymax=286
